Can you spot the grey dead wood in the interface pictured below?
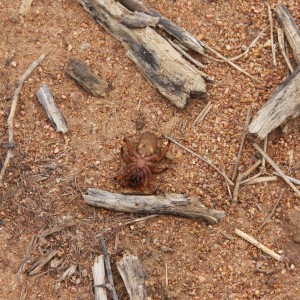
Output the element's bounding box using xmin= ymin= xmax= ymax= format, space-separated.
xmin=117 ymin=255 xmax=151 ymax=300
xmin=77 ymin=0 xmax=207 ymax=108
xmin=249 ymin=5 xmax=300 ymax=139
xmin=93 ymin=255 xmax=108 ymax=300
xmin=100 ymin=237 xmax=118 ymax=300
xmin=40 ymin=220 xmax=76 ymax=238
xmin=27 ymin=250 xmax=57 ymax=275
xmin=248 ymin=64 xmax=300 ymax=139
xmin=121 ymin=11 xmax=159 ymax=28
xmin=84 ymin=189 xmax=225 ymax=224
xmin=65 ymin=58 xmax=108 ymax=97
xmin=36 ymin=84 xmax=68 ymax=133
xmin=275 ymin=4 xmax=300 ymax=64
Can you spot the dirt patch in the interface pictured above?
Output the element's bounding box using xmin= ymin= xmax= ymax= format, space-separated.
xmin=1 ymin=0 xmax=300 ymax=299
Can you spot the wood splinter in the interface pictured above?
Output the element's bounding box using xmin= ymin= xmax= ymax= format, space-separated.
xmin=36 ymin=84 xmax=68 ymax=133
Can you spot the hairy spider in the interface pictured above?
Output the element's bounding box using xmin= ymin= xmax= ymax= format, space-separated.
xmin=115 ymin=132 xmax=170 ymax=191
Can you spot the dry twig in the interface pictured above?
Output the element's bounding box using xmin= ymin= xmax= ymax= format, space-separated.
xmin=257 ymin=191 xmax=283 ymax=232
xmin=278 ymin=28 xmax=294 ymax=73
xmin=268 ymin=5 xmax=277 ymax=67
xmin=192 ymin=101 xmax=212 ymax=128
xmin=235 ymin=228 xmax=283 ymax=261
xmin=0 ymin=54 xmax=46 ymax=182
xmin=232 ymin=107 xmax=252 ymax=181
xmin=165 ymin=135 xmax=233 ymax=186
xmin=253 ymin=143 xmax=300 ymax=197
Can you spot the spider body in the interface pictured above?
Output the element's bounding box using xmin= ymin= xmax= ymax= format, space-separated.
xmin=116 ymin=132 xmax=170 ymax=191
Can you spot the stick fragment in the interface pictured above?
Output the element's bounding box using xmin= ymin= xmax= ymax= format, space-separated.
xmin=277 ymin=28 xmax=294 ymax=73
xmin=242 ymin=176 xmax=277 ymax=185
xmin=92 ymin=255 xmax=108 ymax=300
xmin=192 ymin=101 xmax=213 ymax=127
xmin=165 ymin=135 xmax=233 ymax=186
xmin=253 ymin=143 xmax=300 ymax=197
xmin=0 ymin=54 xmax=45 ymax=182
xmin=235 ymin=228 xmax=283 ymax=261
xmin=232 ymin=107 xmax=252 ymax=181
xmin=100 ymin=238 xmax=118 ymax=300
xmin=268 ymin=5 xmax=277 ymax=66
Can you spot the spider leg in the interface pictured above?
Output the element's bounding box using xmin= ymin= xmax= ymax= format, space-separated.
xmin=123 ymin=138 xmax=139 ymax=158
xmin=121 ymin=147 xmax=132 ymax=164
xmin=149 ymin=166 xmax=169 ymax=174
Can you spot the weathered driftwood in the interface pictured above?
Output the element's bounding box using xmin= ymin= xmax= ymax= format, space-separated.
xmin=65 ymin=58 xmax=108 ymax=97
xmin=92 ymin=255 xmax=108 ymax=300
xmin=36 ymin=84 xmax=68 ymax=133
xmin=121 ymin=11 xmax=159 ymax=28
xmin=248 ymin=65 xmax=300 ymax=139
xmin=78 ymin=0 xmax=207 ymax=108
xmin=275 ymin=4 xmax=300 ymax=64
xmin=84 ymin=189 xmax=225 ymax=224
xmin=117 ymin=255 xmax=150 ymax=300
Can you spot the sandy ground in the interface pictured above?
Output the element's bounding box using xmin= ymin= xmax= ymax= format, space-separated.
xmin=0 ymin=0 xmax=300 ymax=299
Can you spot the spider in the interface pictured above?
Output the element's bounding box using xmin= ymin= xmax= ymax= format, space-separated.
xmin=115 ymin=132 xmax=170 ymax=191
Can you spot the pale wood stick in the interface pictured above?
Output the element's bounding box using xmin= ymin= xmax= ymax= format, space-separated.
xmin=192 ymin=101 xmax=212 ymax=127
xmin=268 ymin=5 xmax=277 ymax=67
xmin=278 ymin=28 xmax=294 ymax=73
xmin=242 ymin=160 xmax=262 ymax=178
xmin=235 ymin=228 xmax=283 ymax=261
xmin=253 ymin=143 xmax=300 ymax=197
xmin=0 ymin=54 xmax=46 ymax=182
xmin=100 ymin=237 xmax=118 ymax=300
xmin=240 ymin=172 xmax=261 ymax=185
xmin=168 ymin=39 xmax=206 ymax=69
xmin=274 ymin=172 xmax=300 ymax=185
xmin=261 ymin=136 xmax=268 ymax=174
xmin=242 ymin=176 xmax=277 ymax=185
xmin=232 ymin=107 xmax=252 ymax=181
xmin=92 ymin=255 xmax=108 ymax=300
xmin=257 ymin=191 xmax=283 ymax=232
xmin=201 ymin=42 xmax=260 ymax=82
xmin=165 ymin=135 xmax=234 ymax=186
xmin=230 ymin=26 xmax=269 ymax=61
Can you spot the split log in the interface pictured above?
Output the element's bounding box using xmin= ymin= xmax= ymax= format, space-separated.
xmin=117 ymin=255 xmax=150 ymax=300
xmin=36 ymin=84 xmax=68 ymax=133
xmin=92 ymin=256 xmax=108 ymax=300
xmin=77 ymin=0 xmax=207 ymax=108
xmin=65 ymin=58 xmax=108 ymax=97
xmin=275 ymin=4 xmax=300 ymax=64
xmin=83 ymin=188 xmax=225 ymax=224
xmin=249 ymin=5 xmax=300 ymax=139
xmin=248 ymin=64 xmax=300 ymax=139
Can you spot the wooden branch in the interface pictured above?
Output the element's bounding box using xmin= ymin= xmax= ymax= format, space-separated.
xmin=275 ymin=4 xmax=300 ymax=64
xmin=84 ymin=189 xmax=225 ymax=224
xmin=78 ymin=0 xmax=207 ymax=108
xmin=92 ymin=256 xmax=108 ymax=300
xmin=248 ymin=64 xmax=300 ymax=139
xmin=117 ymin=255 xmax=150 ymax=300
xmin=0 ymin=54 xmax=45 ymax=182
xmin=65 ymin=58 xmax=109 ymax=97
xmin=235 ymin=228 xmax=283 ymax=261
xmin=253 ymin=143 xmax=300 ymax=197
xmin=101 ymin=238 xmax=118 ymax=300
xmin=36 ymin=84 xmax=68 ymax=133
xmin=121 ymin=11 xmax=159 ymax=28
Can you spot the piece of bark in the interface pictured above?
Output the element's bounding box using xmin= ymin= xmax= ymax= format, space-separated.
xmin=121 ymin=11 xmax=159 ymax=28
xmin=275 ymin=4 xmax=300 ymax=64
xmin=83 ymin=188 xmax=225 ymax=224
xmin=92 ymin=256 xmax=108 ymax=300
xmin=27 ymin=250 xmax=57 ymax=275
xmin=248 ymin=64 xmax=300 ymax=139
xmin=36 ymin=84 xmax=68 ymax=133
xmin=77 ymin=0 xmax=207 ymax=108
xmin=116 ymin=0 xmax=205 ymax=54
xmin=59 ymin=264 xmax=77 ymax=282
xmin=117 ymin=255 xmax=150 ymax=300
xmin=65 ymin=58 xmax=108 ymax=97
